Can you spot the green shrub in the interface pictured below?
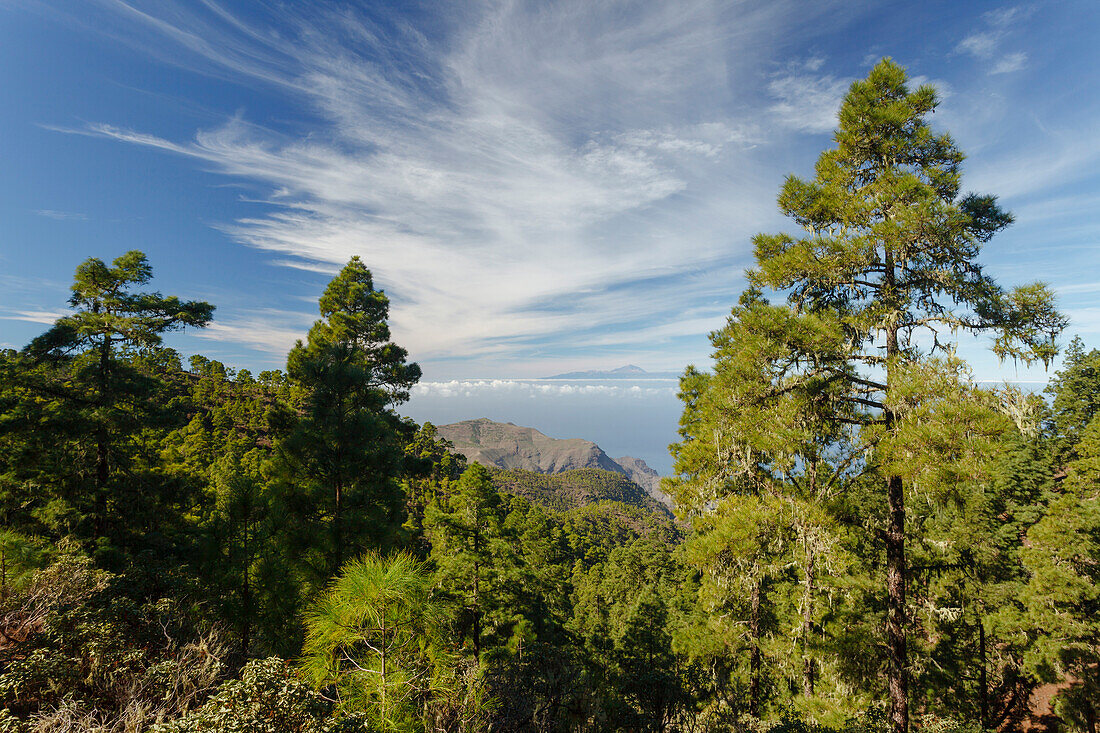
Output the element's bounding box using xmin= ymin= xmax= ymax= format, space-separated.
xmin=0 ymin=552 xmax=222 ymax=730
xmin=153 ymin=657 xmax=367 ymax=733
xmin=761 ymin=707 xmax=991 ymax=733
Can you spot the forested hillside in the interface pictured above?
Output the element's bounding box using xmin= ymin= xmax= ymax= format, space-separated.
xmin=488 ymin=466 xmax=672 ymax=519
xmin=1 ymin=60 xmax=1098 ymax=733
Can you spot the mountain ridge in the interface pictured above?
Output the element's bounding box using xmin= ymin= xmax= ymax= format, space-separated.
xmin=435 ymin=418 xmax=673 ymax=510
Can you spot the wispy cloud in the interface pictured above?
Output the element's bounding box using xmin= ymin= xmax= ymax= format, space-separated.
xmin=956 ymin=6 xmax=1030 ymax=75
xmin=0 ymin=274 xmax=68 ymax=296
xmin=33 ymin=209 xmax=87 ymax=221
xmin=957 ymin=31 xmax=998 ymax=59
xmin=38 ymin=0 xmax=1075 ymax=381
xmin=192 ymin=307 xmax=315 ymax=355
xmin=990 ymin=51 xmax=1027 ymax=75
xmin=1064 ymin=307 xmax=1100 ymax=336
xmin=1058 ymin=282 xmax=1100 ymax=295
xmin=1 ymin=309 xmax=68 ymax=325
xmin=60 ymin=0 xmax=817 ymax=368
xmin=964 ymin=131 xmax=1100 ymax=201
xmin=767 ymin=59 xmax=852 ymax=134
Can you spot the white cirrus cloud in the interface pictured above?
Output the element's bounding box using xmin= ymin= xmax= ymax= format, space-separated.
xmin=1064 ymin=307 xmax=1100 ymax=336
xmin=54 ymin=0 xmax=861 ymax=371
xmin=192 ymin=308 xmax=316 ymax=355
xmin=33 ymin=209 xmax=88 ymax=221
xmin=767 ymin=62 xmax=852 ymax=134
xmin=412 ymin=379 xmax=675 ymax=400
xmin=1 ymin=309 xmax=70 ymax=325
xmin=990 ymin=52 xmax=1028 ymax=75
xmin=955 ymin=5 xmax=1031 ymax=75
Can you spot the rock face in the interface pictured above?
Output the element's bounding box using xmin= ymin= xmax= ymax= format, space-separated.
xmin=435 ymin=418 xmax=673 ymax=509
xmin=614 ymin=455 xmax=673 ymax=509
xmin=436 ymin=418 xmax=628 ymax=475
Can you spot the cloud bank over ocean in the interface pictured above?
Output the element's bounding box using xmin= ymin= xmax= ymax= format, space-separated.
xmin=413 ymin=379 xmax=676 ymax=399
xmin=404 ymin=377 xmax=683 ymax=475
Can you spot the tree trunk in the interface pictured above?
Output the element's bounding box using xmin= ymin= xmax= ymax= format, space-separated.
xmin=750 ymin=575 xmax=762 ymax=718
xmin=885 ymin=473 xmax=908 ymax=733
xmin=884 ymin=304 xmax=908 ymax=733
xmin=803 ymin=549 xmax=816 ymax=698
xmin=333 ymin=480 xmax=343 ymax=576
xmin=94 ymin=335 xmax=111 ymax=543
xmin=380 ymin=607 xmax=387 ymax=725
xmin=241 ymin=531 xmax=252 ymax=657
xmin=473 ymin=555 xmax=482 ymax=660
xmin=978 ymin=616 xmax=988 ymax=729
xmin=241 ymin=586 xmax=251 ymax=656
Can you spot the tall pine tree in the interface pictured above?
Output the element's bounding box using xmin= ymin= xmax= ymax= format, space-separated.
xmin=12 ymin=251 xmax=212 ymax=561
xmin=714 ymin=59 xmax=1062 ymax=732
xmin=277 ymin=257 xmax=421 ymax=591
xmin=426 ymin=464 xmax=513 ymax=662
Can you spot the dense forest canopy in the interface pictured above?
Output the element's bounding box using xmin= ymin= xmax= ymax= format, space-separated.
xmin=1 ymin=59 xmax=1097 ymax=733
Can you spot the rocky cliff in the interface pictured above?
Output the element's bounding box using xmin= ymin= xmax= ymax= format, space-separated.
xmin=614 ymin=455 xmax=673 ymax=509
xmin=435 ymin=418 xmax=673 ymax=509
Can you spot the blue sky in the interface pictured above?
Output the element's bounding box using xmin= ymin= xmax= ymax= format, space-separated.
xmin=1 ymin=1 xmax=1098 ymax=467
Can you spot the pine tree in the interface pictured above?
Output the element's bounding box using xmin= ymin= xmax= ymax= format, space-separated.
xmin=679 ymin=494 xmax=796 ymax=719
xmin=403 ymin=422 xmax=467 ymax=558
xmin=1018 ymin=415 xmax=1100 ymax=728
xmin=611 ymin=583 xmax=679 ymax=731
xmin=426 ymin=464 xmax=513 ymax=661
xmin=15 ymin=251 xmax=212 ymax=559
xmin=667 ymin=289 xmax=861 ymax=717
xmin=207 ymin=448 xmax=270 ymax=657
xmin=709 ymin=59 xmax=1062 ymax=732
xmin=570 ymin=538 xmax=685 ymax=729
xmin=301 ymin=551 xmax=446 ymax=731
xmin=908 ymin=421 xmax=1049 ymax=727
xmin=1045 ymin=336 xmax=1100 ymax=466
xmin=278 ymin=257 xmax=421 ymax=588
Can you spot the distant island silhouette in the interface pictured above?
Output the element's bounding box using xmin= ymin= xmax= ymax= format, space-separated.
xmin=542 ymin=364 xmax=680 ymax=379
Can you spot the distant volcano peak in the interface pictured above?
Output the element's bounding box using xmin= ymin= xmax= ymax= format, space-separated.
xmin=542 ymin=364 xmax=678 ymax=380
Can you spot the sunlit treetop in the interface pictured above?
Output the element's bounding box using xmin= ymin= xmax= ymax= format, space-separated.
xmin=750 ymin=58 xmax=1064 ymax=369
